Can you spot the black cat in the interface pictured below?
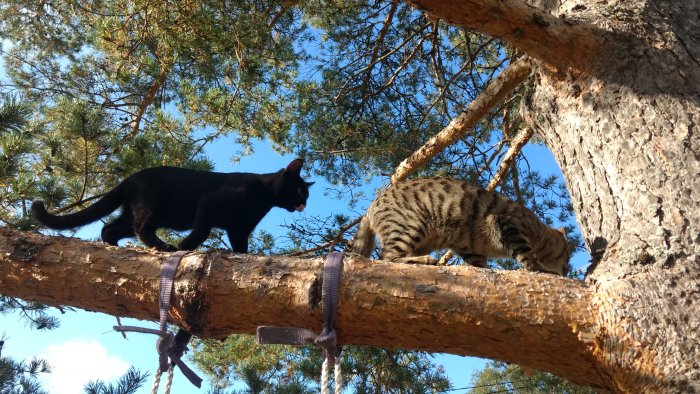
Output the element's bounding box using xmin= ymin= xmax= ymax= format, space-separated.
xmin=31 ymin=159 xmax=313 ymax=252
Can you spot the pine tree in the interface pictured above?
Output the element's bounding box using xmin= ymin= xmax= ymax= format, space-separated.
xmin=83 ymin=367 xmax=149 ymax=394
xmin=0 ymin=339 xmax=50 ymax=394
xmin=468 ymin=362 xmax=595 ymax=394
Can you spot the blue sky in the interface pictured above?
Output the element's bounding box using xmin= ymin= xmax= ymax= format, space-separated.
xmin=1 ymin=133 xmax=589 ymax=393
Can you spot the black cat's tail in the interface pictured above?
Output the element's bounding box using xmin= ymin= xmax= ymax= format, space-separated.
xmin=31 ymin=183 xmax=125 ymax=230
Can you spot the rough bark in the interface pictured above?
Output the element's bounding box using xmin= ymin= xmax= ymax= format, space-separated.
xmin=0 ymin=227 xmax=606 ymax=388
xmin=405 ymin=0 xmax=602 ymax=72
xmin=408 ymin=0 xmax=700 ymax=392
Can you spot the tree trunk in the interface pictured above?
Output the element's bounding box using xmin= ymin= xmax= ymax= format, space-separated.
xmin=409 ymin=0 xmax=700 ymax=392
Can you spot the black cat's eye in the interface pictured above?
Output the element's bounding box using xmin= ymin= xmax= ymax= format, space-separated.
xmin=297 ymin=187 xmax=303 ymax=195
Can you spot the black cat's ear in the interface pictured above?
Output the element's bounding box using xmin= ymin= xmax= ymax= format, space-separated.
xmin=283 ymin=158 xmax=304 ymax=176
xmin=305 ymin=181 xmax=315 ymax=187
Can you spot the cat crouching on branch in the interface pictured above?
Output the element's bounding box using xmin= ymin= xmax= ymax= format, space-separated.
xmin=31 ymin=159 xmax=313 ymax=252
xmin=352 ymin=177 xmax=571 ymax=276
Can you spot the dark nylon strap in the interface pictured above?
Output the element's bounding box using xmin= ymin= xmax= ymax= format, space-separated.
xmin=257 ymin=252 xmax=344 ymax=363
xmin=114 ymin=251 xmax=202 ymax=388
xmin=159 ymin=251 xmax=188 ymax=332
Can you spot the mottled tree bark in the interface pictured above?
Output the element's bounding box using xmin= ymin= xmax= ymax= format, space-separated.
xmin=0 ymin=228 xmax=604 ymax=388
xmin=409 ymin=0 xmax=700 ymax=392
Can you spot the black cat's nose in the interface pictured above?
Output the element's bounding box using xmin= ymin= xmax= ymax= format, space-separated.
xmin=295 ymin=203 xmax=306 ymax=212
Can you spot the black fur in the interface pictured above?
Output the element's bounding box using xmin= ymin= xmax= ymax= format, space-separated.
xmin=31 ymin=159 xmax=313 ymax=252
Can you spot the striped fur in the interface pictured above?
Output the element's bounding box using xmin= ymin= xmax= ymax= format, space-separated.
xmin=352 ymin=178 xmax=570 ymax=276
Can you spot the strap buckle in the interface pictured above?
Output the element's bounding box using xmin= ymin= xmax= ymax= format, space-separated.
xmin=257 ymin=251 xmax=344 ymax=392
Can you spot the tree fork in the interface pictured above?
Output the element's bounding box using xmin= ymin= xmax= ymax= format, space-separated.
xmin=1 ymin=227 xmax=607 ymax=389
xmin=391 ymin=56 xmax=532 ymax=184
xmin=406 ymin=0 xmax=602 ymax=73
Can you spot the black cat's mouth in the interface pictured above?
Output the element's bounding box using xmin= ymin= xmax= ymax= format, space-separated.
xmin=295 ymin=203 xmax=306 ymax=212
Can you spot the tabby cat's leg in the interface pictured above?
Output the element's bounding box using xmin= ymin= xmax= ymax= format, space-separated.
xmin=456 ymin=251 xmax=488 ymax=268
xmin=380 ymin=236 xmax=438 ymax=265
xmin=391 ymin=255 xmax=439 ymax=265
xmin=101 ymin=210 xmax=134 ymax=246
xmin=496 ymin=216 xmax=535 ymax=269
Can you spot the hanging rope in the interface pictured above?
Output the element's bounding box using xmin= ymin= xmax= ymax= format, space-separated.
xmin=257 ymin=252 xmax=345 ymax=393
xmin=114 ymin=251 xmax=203 ymax=393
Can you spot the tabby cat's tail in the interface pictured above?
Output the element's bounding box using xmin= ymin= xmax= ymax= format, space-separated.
xmin=31 ymin=183 xmax=125 ymax=230
xmin=351 ymin=215 xmax=375 ymax=257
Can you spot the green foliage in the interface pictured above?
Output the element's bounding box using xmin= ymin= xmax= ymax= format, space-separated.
xmin=0 ymin=94 xmax=39 ymax=229
xmin=0 ymin=296 xmax=61 ymax=331
xmin=0 ymin=339 xmax=50 ymax=394
xmin=83 ymin=367 xmax=149 ymax=394
xmin=0 ymin=95 xmax=31 ymax=134
xmin=468 ymin=361 xmax=595 ymax=394
xmin=294 ymin=1 xmax=510 ymax=187
xmin=193 ymin=335 xmax=450 ymax=393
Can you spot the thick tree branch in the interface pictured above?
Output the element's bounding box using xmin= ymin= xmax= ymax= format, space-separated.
xmin=0 ymin=228 xmax=606 ymax=388
xmin=406 ymin=0 xmax=603 ymax=72
xmin=391 ymin=56 xmax=532 ymax=184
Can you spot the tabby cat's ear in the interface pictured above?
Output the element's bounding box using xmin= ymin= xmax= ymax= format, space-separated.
xmin=557 ymin=227 xmax=567 ymax=236
xmin=283 ymin=158 xmax=304 ymax=176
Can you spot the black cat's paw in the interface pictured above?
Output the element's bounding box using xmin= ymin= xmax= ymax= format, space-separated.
xmin=157 ymin=244 xmax=178 ymax=252
xmin=176 ymin=241 xmax=196 ymax=251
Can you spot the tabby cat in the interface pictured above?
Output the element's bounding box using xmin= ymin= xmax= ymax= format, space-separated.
xmin=352 ymin=177 xmax=570 ymax=275
xmin=32 ymin=159 xmax=313 ymax=252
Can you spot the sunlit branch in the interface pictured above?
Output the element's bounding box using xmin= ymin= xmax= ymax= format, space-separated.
xmin=288 ymin=216 xmax=363 ymax=257
xmin=391 ymin=56 xmax=532 ymax=184
xmin=485 ymin=127 xmax=533 ymax=191
xmin=360 ymin=0 xmax=399 ymax=99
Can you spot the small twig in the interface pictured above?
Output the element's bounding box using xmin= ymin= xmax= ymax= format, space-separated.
xmin=288 ymin=217 xmax=362 ymax=257
xmin=391 ymin=56 xmax=532 ymax=184
xmin=267 ymin=0 xmax=299 ymax=30
xmin=333 ymin=22 xmax=431 ymax=102
xmin=54 ymin=192 xmax=107 ymax=214
xmin=288 ymin=238 xmax=350 ymax=257
xmin=127 ymin=65 xmax=170 ymax=141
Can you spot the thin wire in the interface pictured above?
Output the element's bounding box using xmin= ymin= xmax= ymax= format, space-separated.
xmin=438 ymin=378 xmax=536 ymax=392
xmin=476 ymin=383 xmax=544 ymax=394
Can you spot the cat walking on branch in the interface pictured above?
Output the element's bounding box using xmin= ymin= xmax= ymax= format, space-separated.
xmin=352 ymin=178 xmax=570 ymax=276
xmin=32 ymin=159 xmax=313 ymax=252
